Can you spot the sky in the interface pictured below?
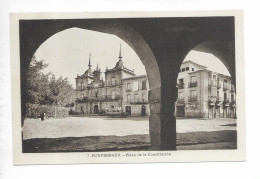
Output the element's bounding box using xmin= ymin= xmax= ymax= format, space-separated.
xmin=34 ymin=27 xmax=230 ymax=88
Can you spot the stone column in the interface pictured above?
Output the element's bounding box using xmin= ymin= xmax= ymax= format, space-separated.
xmin=149 ymin=83 xmax=178 ymax=150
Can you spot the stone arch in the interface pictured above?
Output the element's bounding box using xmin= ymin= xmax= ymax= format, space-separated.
xmin=192 ymin=40 xmax=236 ymax=84
xmin=20 ymin=20 xmax=163 ymax=149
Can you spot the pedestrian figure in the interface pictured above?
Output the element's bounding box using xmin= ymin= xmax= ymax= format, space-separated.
xmin=41 ymin=112 xmax=45 ymax=121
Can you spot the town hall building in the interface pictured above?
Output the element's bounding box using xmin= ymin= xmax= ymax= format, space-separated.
xmin=74 ymin=45 xmax=150 ymax=116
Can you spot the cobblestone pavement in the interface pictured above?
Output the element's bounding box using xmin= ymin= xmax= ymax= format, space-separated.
xmin=23 ymin=116 xmax=236 ymax=140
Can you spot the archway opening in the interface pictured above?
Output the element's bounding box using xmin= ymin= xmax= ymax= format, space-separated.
xmin=173 ymin=48 xmax=237 ymax=150
xmin=22 ymin=27 xmax=157 ymax=152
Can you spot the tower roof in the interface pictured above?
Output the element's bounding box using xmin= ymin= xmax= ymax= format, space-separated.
xmin=118 ymin=43 xmax=122 ymax=61
xmin=88 ymin=53 xmax=92 ymax=68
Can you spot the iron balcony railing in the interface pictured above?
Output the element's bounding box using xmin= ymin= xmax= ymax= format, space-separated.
xmin=130 ymin=99 xmax=148 ymax=104
xmin=188 ymin=96 xmax=197 ymax=102
xmin=188 ymin=81 xmax=197 ymax=88
xmin=223 ymin=98 xmax=230 ymax=107
xmin=177 ymin=98 xmax=185 ymax=103
xmin=230 ymin=99 xmax=236 ymax=107
xmin=104 ymin=94 xmax=122 ymax=100
xmin=177 ymin=83 xmax=185 ymax=89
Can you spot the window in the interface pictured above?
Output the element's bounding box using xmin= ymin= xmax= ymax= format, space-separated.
xmin=95 ymin=92 xmax=98 ymax=98
xmin=182 ymin=68 xmax=185 ymax=72
xmin=212 ymin=87 xmax=217 ymax=96
xmin=190 ymin=90 xmax=196 ymax=97
xmin=111 ymin=77 xmax=115 ymax=85
xmin=133 ymin=81 xmax=138 ymax=91
xmin=127 ymin=94 xmax=131 ymax=103
xmin=179 ymin=78 xmax=184 ymax=84
xmin=224 ymin=92 xmax=227 ymax=99
xmin=111 ymin=105 xmax=114 ymax=109
xmin=191 ymin=76 xmax=196 ymax=83
xmin=192 ymin=68 xmax=194 ymax=71
xmin=134 ymin=94 xmax=138 ymax=103
xmin=112 ymin=77 xmax=115 ymax=82
xmin=81 ymin=82 xmax=83 ymax=89
xmin=81 ymin=94 xmax=84 ymax=99
xmin=111 ymin=91 xmax=116 ymax=99
xmin=127 ymin=83 xmax=131 ymax=90
xmin=142 ymin=93 xmax=146 ymax=102
xmin=186 ymin=67 xmax=189 ymax=71
xmin=178 ymin=92 xmax=183 ymax=99
xmin=141 ymin=80 xmax=147 ymax=90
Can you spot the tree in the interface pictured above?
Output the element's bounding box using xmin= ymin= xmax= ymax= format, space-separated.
xmin=49 ymin=74 xmax=74 ymax=106
xmin=26 ymin=56 xmax=75 ymax=107
xmin=26 ymin=56 xmax=52 ymax=105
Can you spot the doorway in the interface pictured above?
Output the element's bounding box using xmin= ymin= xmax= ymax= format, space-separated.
xmin=176 ymin=106 xmax=185 ymax=117
xmin=94 ymin=105 xmax=99 ymax=114
xmin=141 ymin=105 xmax=146 ymax=116
xmin=125 ymin=106 xmax=131 ymax=116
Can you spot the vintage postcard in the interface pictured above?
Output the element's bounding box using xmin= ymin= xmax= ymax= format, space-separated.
xmin=10 ymin=11 xmax=245 ymax=165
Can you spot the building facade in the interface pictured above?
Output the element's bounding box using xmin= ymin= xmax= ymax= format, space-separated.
xmin=122 ymin=75 xmax=150 ymax=116
xmin=175 ymin=61 xmax=236 ymax=118
xmin=75 ymin=45 xmax=150 ymax=116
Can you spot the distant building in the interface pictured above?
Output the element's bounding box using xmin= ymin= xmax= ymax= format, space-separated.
xmin=175 ymin=60 xmax=236 ymax=118
xmin=122 ymin=75 xmax=150 ymax=116
xmin=75 ymin=45 xmax=150 ymax=116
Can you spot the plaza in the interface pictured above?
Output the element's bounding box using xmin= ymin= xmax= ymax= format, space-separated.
xmin=22 ymin=116 xmax=237 ymax=152
xmin=23 ymin=116 xmax=236 ymax=140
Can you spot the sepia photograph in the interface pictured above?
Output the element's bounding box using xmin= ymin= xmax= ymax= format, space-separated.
xmin=10 ymin=11 xmax=245 ymax=164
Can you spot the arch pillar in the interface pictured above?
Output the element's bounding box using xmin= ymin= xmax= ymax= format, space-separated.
xmin=147 ymin=46 xmax=187 ymax=150
xmin=149 ymin=83 xmax=178 ymax=150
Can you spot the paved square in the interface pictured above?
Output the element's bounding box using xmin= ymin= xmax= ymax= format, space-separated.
xmin=23 ymin=116 xmax=236 ymax=140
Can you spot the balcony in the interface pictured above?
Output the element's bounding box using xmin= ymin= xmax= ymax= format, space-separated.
xmin=223 ymin=98 xmax=230 ymax=107
xmin=130 ymin=99 xmax=148 ymax=104
xmin=103 ymin=94 xmax=122 ymax=100
xmin=188 ymin=81 xmax=197 ymax=88
xmin=107 ymin=81 xmax=120 ymax=87
xmin=75 ymin=97 xmax=89 ymax=103
xmin=223 ymin=83 xmax=229 ymax=91
xmin=188 ymin=96 xmax=197 ymax=102
xmin=230 ymin=99 xmax=236 ymax=108
xmin=208 ymin=96 xmax=216 ymax=106
xmin=215 ymin=97 xmax=222 ymax=107
xmin=176 ymin=98 xmax=185 ymax=104
xmin=177 ymin=83 xmax=185 ymax=89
